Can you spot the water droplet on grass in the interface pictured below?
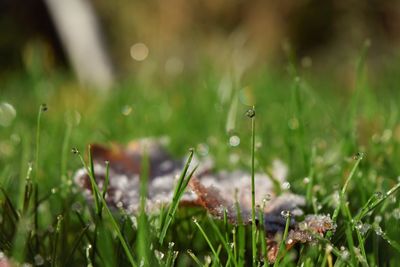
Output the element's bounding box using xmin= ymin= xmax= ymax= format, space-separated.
xmin=71 ymin=147 xmax=79 ymax=154
xmin=154 ymin=250 xmax=164 ymax=260
xmin=229 ymin=135 xmax=240 ymax=147
xmin=282 ymin=182 xmax=291 ymax=190
xmin=325 ymin=244 xmax=333 ymax=253
xmin=245 ymin=108 xmax=255 ymax=118
xmin=374 ymin=225 xmax=383 ymax=236
xmin=263 ymin=194 xmax=272 ymax=203
xmin=374 ymin=192 xmax=383 ymax=200
xmin=0 ymin=102 xmax=16 ymax=127
xmin=204 ymin=255 xmax=212 ymax=264
xmin=168 ymin=242 xmax=175 ymax=249
xmin=340 ymin=247 xmax=350 ymax=260
xmin=303 ymin=177 xmax=310 ymax=184
xmin=281 ymin=210 xmax=291 ymax=218
xmin=40 ymin=103 xmax=48 ymax=112
xmin=355 ymin=222 xmax=370 ymax=236
xmin=354 ymin=152 xmax=365 ymax=160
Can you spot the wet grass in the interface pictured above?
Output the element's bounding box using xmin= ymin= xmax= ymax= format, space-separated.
xmin=1 ymin=55 xmax=400 ymax=266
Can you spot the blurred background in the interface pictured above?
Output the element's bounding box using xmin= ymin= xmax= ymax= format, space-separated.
xmin=1 ymin=0 xmax=400 ymax=89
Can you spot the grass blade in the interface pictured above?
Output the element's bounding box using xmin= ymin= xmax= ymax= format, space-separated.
xmin=159 ymin=148 xmax=195 ymax=244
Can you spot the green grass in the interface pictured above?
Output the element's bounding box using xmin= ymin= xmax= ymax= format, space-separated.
xmin=1 ymin=53 xmax=400 ymax=266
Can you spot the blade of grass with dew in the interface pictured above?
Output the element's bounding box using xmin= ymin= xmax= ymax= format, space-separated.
xmin=76 ymin=149 xmax=137 ymax=267
xmin=137 ymin=149 xmax=150 ymax=266
xmin=354 ymin=180 xmax=400 ymax=222
xmin=207 ymin=215 xmax=238 ymax=267
xmin=51 ymin=215 xmax=63 ymax=267
xmin=245 ymin=106 xmax=257 ymax=267
xmin=257 ymin=208 xmax=267 ymax=266
xmin=341 ymin=202 xmax=368 ymax=263
xmin=159 ymin=148 xmax=195 ymax=244
xmin=187 ymin=249 xmax=204 ymax=267
xmin=329 ymin=152 xmax=364 ymax=239
xmin=165 ymin=242 xmax=178 ymax=267
xmin=273 ymin=212 xmax=290 ymax=267
xmin=193 ymin=218 xmax=221 ymax=266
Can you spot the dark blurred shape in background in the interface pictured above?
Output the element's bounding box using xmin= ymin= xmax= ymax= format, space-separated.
xmin=1 ymin=0 xmax=400 ymax=88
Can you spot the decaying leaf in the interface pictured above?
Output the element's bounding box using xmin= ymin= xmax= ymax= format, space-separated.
xmin=74 ymin=138 xmax=336 ymax=262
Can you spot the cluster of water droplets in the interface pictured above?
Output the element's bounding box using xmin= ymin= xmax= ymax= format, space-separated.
xmin=355 ymin=221 xmax=371 ymax=236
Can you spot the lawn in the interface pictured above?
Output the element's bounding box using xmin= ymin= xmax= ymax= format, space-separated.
xmin=1 ymin=51 xmax=400 ymax=266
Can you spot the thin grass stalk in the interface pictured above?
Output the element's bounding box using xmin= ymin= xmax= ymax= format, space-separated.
xmin=273 ymin=213 xmax=291 ymax=267
xmin=193 ymin=218 xmax=221 ymax=266
xmin=159 ymin=148 xmax=195 ymax=244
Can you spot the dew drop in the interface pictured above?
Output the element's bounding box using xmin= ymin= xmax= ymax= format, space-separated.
xmin=282 ymin=182 xmax=291 ymax=190
xmin=354 ymin=152 xmax=365 ymax=160
xmin=281 ymin=210 xmax=291 ymax=218
xmin=154 ymin=250 xmax=164 ymax=260
xmin=374 ymin=225 xmax=383 ymax=236
xmin=51 ymin=188 xmax=58 ymax=194
xmin=341 ymin=250 xmax=350 ymax=260
xmin=204 ymin=255 xmax=212 ymax=264
xmin=355 ymin=221 xmax=370 ymax=236
xmin=374 ymin=191 xmax=383 ymax=200
xmin=168 ymin=242 xmax=175 ymax=249
xmin=303 ymin=177 xmax=310 ymax=184
xmin=229 ymin=135 xmax=240 ymax=147
xmin=325 ymin=244 xmax=333 ymax=253
xmin=0 ymin=102 xmax=16 ymax=127
xmin=263 ymin=194 xmax=272 ymax=203
xmin=40 ymin=103 xmax=48 ymax=112
xmin=71 ymin=147 xmax=79 ymax=154
xmin=245 ymin=108 xmax=255 ymax=118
